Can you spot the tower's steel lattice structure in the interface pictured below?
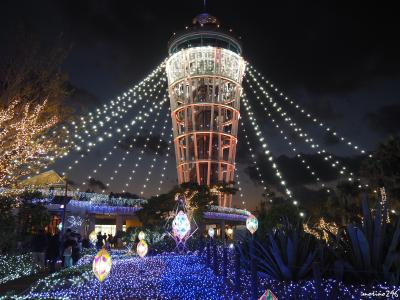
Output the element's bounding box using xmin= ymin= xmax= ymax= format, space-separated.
xmin=166 ymin=14 xmax=246 ymax=206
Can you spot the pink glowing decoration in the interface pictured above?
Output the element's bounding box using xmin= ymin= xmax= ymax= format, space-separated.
xmin=92 ymin=248 xmax=112 ymax=282
xmin=172 ymin=210 xmax=191 ymax=240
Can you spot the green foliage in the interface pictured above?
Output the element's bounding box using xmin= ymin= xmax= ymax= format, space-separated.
xmin=136 ymin=191 xmax=176 ymax=226
xmin=17 ymin=200 xmax=50 ymax=236
xmin=361 ymin=135 xmax=400 ymax=199
xmin=330 ymin=196 xmax=400 ymax=284
xmin=178 ymin=182 xmax=218 ymax=223
xmin=239 ymin=221 xmax=321 ymax=281
xmin=256 ymin=196 xmax=300 ymax=236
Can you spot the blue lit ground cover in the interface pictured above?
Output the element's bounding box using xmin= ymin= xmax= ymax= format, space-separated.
xmin=203 ymin=248 xmax=400 ymax=300
xmin=11 ymin=254 xmax=237 ymax=300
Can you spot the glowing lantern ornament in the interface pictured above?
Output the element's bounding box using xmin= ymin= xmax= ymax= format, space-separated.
xmin=259 ymin=289 xmax=278 ymax=300
xmin=89 ymin=230 xmax=97 ymax=245
xmin=137 ymin=239 xmax=148 ymax=257
xmin=92 ymin=248 xmax=112 ymax=283
xmin=172 ymin=210 xmax=191 ymax=240
xmin=208 ymin=227 xmax=215 ymax=238
xmin=138 ymin=231 xmax=146 ymax=241
xmin=246 ymin=214 xmax=258 ymax=235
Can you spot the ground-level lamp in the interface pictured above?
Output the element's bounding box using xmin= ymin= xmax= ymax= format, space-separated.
xmin=137 ymin=239 xmax=148 ymax=257
xmin=138 ymin=231 xmax=146 ymax=241
xmin=246 ymin=214 xmax=258 ymax=300
xmin=208 ymin=227 xmax=215 ymax=238
xmin=93 ymin=248 xmax=112 ymax=300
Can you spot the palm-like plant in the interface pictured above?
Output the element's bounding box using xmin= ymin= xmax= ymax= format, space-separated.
xmin=330 ymin=196 xmax=400 ymax=284
xmin=239 ymin=221 xmax=321 ymax=281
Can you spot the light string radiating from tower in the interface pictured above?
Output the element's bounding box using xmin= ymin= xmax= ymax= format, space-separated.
xmin=62 ymin=62 xmax=166 ymax=149
xmin=156 ymin=131 xmax=173 ymax=196
xmin=27 ymin=63 xmax=166 ymax=179
xmin=241 ymin=95 xmax=304 ymax=216
xmin=104 ymin=95 xmax=169 ymax=191
xmin=243 ymin=80 xmax=326 ymax=192
xmin=137 ymin=108 xmax=171 ymax=196
xmin=81 ymin=85 xmax=166 ymax=190
xmin=61 ymin=78 xmax=167 ymax=178
xmin=244 ymin=75 xmax=355 ymax=182
xmin=69 ymin=71 xmax=166 ymax=152
xmin=118 ymin=99 xmax=169 ymax=194
xmin=246 ymin=63 xmax=369 ymax=156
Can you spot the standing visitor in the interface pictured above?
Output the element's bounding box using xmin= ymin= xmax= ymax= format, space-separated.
xmin=47 ymin=233 xmax=60 ymax=273
xmin=31 ymin=229 xmax=47 ymax=269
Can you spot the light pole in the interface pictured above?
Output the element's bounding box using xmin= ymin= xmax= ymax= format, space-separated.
xmin=246 ymin=214 xmax=259 ymax=300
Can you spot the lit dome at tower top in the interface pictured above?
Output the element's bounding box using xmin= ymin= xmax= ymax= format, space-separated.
xmin=192 ymin=13 xmax=220 ymax=26
xmin=168 ymin=13 xmax=242 ymax=55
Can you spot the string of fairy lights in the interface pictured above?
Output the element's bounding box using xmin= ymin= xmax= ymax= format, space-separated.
xmin=81 ymin=85 xmax=166 ymax=191
xmin=137 ymin=107 xmax=171 ymax=196
xmin=234 ymin=166 xmax=245 ymax=208
xmin=70 ymin=72 xmax=165 ymax=149
xmin=62 ymin=78 xmax=167 ymax=178
xmin=103 ymin=95 xmax=169 ymax=192
xmin=243 ymin=79 xmax=327 ymax=192
xmin=156 ymin=131 xmax=173 ymax=197
xmin=244 ymin=75 xmax=357 ymax=184
xmin=241 ymin=95 xmax=304 ymax=216
xmin=247 ymin=63 xmax=369 ymax=156
xmin=29 ymin=64 xmax=166 ymax=179
xmin=245 ymin=68 xmax=372 ymax=190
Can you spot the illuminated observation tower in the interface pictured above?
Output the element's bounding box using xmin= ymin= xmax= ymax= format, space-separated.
xmin=166 ymin=13 xmax=246 ymax=207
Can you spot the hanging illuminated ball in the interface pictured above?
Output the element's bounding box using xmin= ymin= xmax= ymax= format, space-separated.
xmin=246 ymin=214 xmax=258 ymax=235
xmin=89 ymin=230 xmax=97 ymax=245
xmin=137 ymin=239 xmax=148 ymax=257
xmin=226 ymin=228 xmax=233 ymax=235
xmin=172 ymin=210 xmax=191 ymax=240
xmin=208 ymin=227 xmax=215 ymax=238
xmin=92 ymin=248 xmax=112 ymax=282
xmin=138 ymin=231 xmax=146 ymax=241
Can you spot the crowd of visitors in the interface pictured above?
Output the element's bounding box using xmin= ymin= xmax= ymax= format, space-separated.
xmin=96 ymin=232 xmax=118 ymax=250
xmin=30 ymin=228 xmax=85 ymax=273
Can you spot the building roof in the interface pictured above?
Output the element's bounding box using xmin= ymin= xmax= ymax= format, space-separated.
xmin=19 ymin=170 xmax=65 ymax=188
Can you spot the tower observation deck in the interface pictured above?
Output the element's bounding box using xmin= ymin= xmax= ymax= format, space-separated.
xmin=166 ymin=13 xmax=246 ymax=207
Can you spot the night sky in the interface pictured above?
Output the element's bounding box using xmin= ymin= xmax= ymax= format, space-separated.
xmin=1 ymin=1 xmax=399 ymax=211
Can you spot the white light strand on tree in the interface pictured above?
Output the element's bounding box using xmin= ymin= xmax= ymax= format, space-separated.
xmin=137 ymin=109 xmax=171 ymax=196
xmin=156 ymin=130 xmax=173 ymax=196
xmin=242 ymin=96 xmax=304 ymax=216
xmin=247 ymin=63 xmax=369 ymax=156
xmin=81 ymin=84 xmax=166 ymax=190
xmin=104 ymin=95 xmax=169 ymax=191
xmin=61 ymin=79 xmax=167 ymax=177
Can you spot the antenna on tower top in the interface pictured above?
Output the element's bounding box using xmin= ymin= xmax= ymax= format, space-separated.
xmin=203 ymin=0 xmax=207 ymax=12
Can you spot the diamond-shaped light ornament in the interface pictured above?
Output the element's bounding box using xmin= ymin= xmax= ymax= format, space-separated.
xmin=137 ymin=239 xmax=148 ymax=257
xmin=208 ymin=227 xmax=215 ymax=238
xmin=172 ymin=210 xmax=191 ymax=240
xmin=92 ymin=248 xmax=112 ymax=282
xmin=246 ymin=214 xmax=258 ymax=235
